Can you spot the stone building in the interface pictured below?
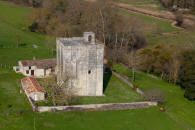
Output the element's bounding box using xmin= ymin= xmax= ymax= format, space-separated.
xmin=13 ymin=59 xmax=56 ymax=78
xmin=21 ymin=77 xmax=46 ymax=101
xmin=56 ymin=32 xmax=104 ymax=96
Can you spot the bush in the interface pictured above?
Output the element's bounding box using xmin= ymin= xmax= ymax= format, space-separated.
xmin=159 ymin=0 xmax=174 ymax=8
xmin=107 ymin=60 xmax=113 ymax=69
xmin=18 ymin=43 xmax=27 ymax=47
xmin=175 ymin=12 xmax=183 ymax=26
xmin=29 ymin=22 xmax=39 ymax=32
xmin=185 ymin=85 xmax=195 ymax=100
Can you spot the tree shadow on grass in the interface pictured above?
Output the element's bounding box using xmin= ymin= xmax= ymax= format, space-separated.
xmin=103 ymin=69 xmax=112 ymax=93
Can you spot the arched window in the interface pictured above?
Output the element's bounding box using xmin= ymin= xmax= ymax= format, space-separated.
xmin=88 ymin=35 xmax=92 ymax=42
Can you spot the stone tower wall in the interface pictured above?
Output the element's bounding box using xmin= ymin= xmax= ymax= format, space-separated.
xmin=57 ymin=39 xmax=104 ymax=96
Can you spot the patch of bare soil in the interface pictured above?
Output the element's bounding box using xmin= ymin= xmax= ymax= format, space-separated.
xmin=161 ymin=30 xmax=187 ymax=36
xmin=83 ymin=0 xmax=96 ymax=2
xmin=136 ymin=4 xmax=159 ymax=9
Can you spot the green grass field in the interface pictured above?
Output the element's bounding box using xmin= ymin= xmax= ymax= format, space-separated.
xmin=148 ymin=31 xmax=195 ymax=47
xmin=0 ymin=1 xmax=192 ymax=129
xmin=79 ymin=72 xmax=141 ymax=104
xmin=119 ymin=9 xmax=182 ymax=37
xmin=119 ymin=0 xmax=164 ymax=11
xmin=38 ymin=72 xmax=141 ymax=106
xmin=113 ymin=64 xmax=195 ymax=129
xmin=0 ymin=1 xmax=54 ymax=65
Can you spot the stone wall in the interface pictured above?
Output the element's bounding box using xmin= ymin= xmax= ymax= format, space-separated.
xmin=37 ymin=102 xmax=157 ymax=113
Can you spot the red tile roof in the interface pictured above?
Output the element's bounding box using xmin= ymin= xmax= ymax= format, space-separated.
xmin=21 ymin=77 xmax=46 ymax=94
xmin=20 ymin=59 xmax=56 ymax=69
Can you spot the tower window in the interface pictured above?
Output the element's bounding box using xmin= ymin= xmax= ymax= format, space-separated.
xmin=88 ymin=35 xmax=92 ymax=42
xmin=88 ymin=70 xmax=91 ymax=74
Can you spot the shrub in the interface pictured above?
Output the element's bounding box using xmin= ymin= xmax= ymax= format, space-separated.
xmin=29 ymin=22 xmax=39 ymax=32
xmin=175 ymin=12 xmax=183 ymax=26
xmin=18 ymin=43 xmax=27 ymax=47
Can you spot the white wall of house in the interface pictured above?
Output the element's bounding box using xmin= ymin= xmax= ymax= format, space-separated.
xmin=15 ymin=61 xmax=53 ymax=78
xmin=35 ymin=69 xmax=45 ymax=77
xmin=46 ymin=68 xmax=52 ymax=76
xmin=18 ymin=61 xmax=37 ymax=76
xmin=29 ymin=92 xmax=45 ymax=101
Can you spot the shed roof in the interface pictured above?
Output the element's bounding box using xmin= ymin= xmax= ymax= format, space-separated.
xmin=21 ymin=77 xmax=46 ymax=94
xmin=20 ymin=59 xmax=56 ymax=69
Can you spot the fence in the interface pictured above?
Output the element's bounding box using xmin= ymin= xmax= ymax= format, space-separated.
xmin=0 ymin=64 xmax=14 ymax=70
xmin=0 ymin=44 xmax=27 ymax=49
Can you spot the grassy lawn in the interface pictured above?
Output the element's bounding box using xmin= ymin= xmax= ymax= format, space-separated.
xmin=0 ymin=69 xmax=184 ymax=130
xmin=0 ymin=1 xmax=54 ymax=65
xmin=80 ymin=73 xmax=141 ymax=104
xmin=113 ymin=63 xmax=195 ymax=129
xmin=119 ymin=9 xmax=182 ymax=37
xmin=38 ymin=72 xmax=141 ymax=106
xmin=148 ymin=31 xmax=195 ymax=47
xmin=0 ymin=1 xmax=189 ymax=129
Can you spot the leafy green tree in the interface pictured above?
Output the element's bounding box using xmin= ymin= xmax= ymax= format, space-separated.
xmin=180 ymin=49 xmax=195 ymax=100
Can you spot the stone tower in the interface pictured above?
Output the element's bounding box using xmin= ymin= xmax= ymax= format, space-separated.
xmin=56 ymin=32 xmax=104 ymax=96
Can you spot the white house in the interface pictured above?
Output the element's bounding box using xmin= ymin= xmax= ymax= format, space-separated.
xmin=21 ymin=77 xmax=46 ymax=101
xmin=13 ymin=59 xmax=56 ymax=78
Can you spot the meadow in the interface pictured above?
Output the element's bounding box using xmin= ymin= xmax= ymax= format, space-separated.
xmin=0 ymin=1 xmax=193 ymax=129
xmin=113 ymin=64 xmax=195 ymax=129
xmin=119 ymin=9 xmax=182 ymax=37
xmin=119 ymin=0 xmax=164 ymax=11
xmin=119 ymin=8 xmax=195 ymax=48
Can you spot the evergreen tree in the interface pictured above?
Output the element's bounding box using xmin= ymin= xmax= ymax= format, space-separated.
xmin=180 ymin=49 xmax=195 ymax=100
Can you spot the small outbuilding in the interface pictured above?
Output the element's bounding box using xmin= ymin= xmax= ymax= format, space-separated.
xmin=14 ymin=59 xmax=56 ymax=78
xmin=21 ymin=77 xmax=46 ymax=101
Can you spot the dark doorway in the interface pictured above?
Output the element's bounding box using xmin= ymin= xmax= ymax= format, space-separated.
xmin=31 ymin=70 xmax=34 ymax=76
xmin=88 ymin=35 xmax=92 ymax=42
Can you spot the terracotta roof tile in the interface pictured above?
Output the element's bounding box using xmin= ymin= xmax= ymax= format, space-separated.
xmin=21 ymin=77 xmax=46 ymax=94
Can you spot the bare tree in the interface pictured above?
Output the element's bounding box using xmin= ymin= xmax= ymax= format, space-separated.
xmin=41 ymin=73 xmax=78 ymax=106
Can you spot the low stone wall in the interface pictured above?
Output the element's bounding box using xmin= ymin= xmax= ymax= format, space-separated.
xmin=20 ymin=84 xmax=38 ymax=111
xmin=27 ymin=96 xmax=37 ymax=111
xmin=37 ymin=102 xmax=157 ymax=113
xmin=112 ymin=71 xmax=144 ymax=95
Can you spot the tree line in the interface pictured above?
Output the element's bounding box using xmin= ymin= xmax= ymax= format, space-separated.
xmin=3 ymin=0 xmax=42 ymax=7
xmin=159 ymin=0 xmax=195 ymax=10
